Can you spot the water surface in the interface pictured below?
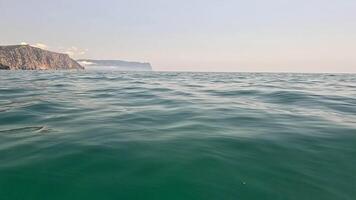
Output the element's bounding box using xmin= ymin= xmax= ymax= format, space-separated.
xmin=0 ymin=71 xmax=355 ymax=199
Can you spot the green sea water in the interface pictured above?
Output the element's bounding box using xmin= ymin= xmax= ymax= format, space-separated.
xmin=0 ymin=71 xmax=355 ymax=200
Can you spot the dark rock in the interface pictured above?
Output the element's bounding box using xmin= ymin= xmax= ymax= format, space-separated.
xmin=0 ymin=63 xmax=10 ymax=70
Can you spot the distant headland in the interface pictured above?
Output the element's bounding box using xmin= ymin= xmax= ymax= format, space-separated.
xmin=0 ymin=45 xmax=83 ymax=70
xmin=0 ymin=44 xmax=153 ymax=71
xmin=78 ymin=59 xmax=152 ymax=71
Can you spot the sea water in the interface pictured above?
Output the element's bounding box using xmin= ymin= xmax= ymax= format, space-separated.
xmin=0 ymin=71 xmax=355 ymax=199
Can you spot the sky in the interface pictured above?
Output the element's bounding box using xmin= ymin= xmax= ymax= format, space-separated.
xmin=1 ymin=0 xmax=356 ymax=73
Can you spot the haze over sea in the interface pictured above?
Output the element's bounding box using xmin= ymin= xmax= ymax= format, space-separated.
xmin=0 ymin=70 xmax=355 ymax=199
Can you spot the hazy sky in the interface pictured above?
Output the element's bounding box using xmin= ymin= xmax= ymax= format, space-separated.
xmin=1 ymin=0 xmax=356 ymax=72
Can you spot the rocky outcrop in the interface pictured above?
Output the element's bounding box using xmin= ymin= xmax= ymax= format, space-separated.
xmin=0 ymin=45 xmax=84 ymax=70
xmin=78 ymin=59 xmax=152 ymax=71
xmin=0 ymin=63 xmax=10 ymax=70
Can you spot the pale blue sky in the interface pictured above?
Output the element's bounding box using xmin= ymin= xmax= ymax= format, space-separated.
xmin=1 ymin=0 xmax=356 ymax=72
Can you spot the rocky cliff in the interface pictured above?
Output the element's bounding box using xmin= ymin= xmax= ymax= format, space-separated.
xmin=78 ymin=59 xmax=152 ymax=71
xmin=0 ymin=45 xmax=84 ymax=70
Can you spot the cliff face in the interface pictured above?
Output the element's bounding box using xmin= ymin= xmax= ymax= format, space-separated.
xmin=0 ymin=45 xmax=84 ymax=70
xmin=78 ymin=59 xmax=152 ymax=71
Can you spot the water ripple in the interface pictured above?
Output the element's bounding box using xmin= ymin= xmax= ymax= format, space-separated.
xmin=0 ymin=71 xmax=355 ymax=199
